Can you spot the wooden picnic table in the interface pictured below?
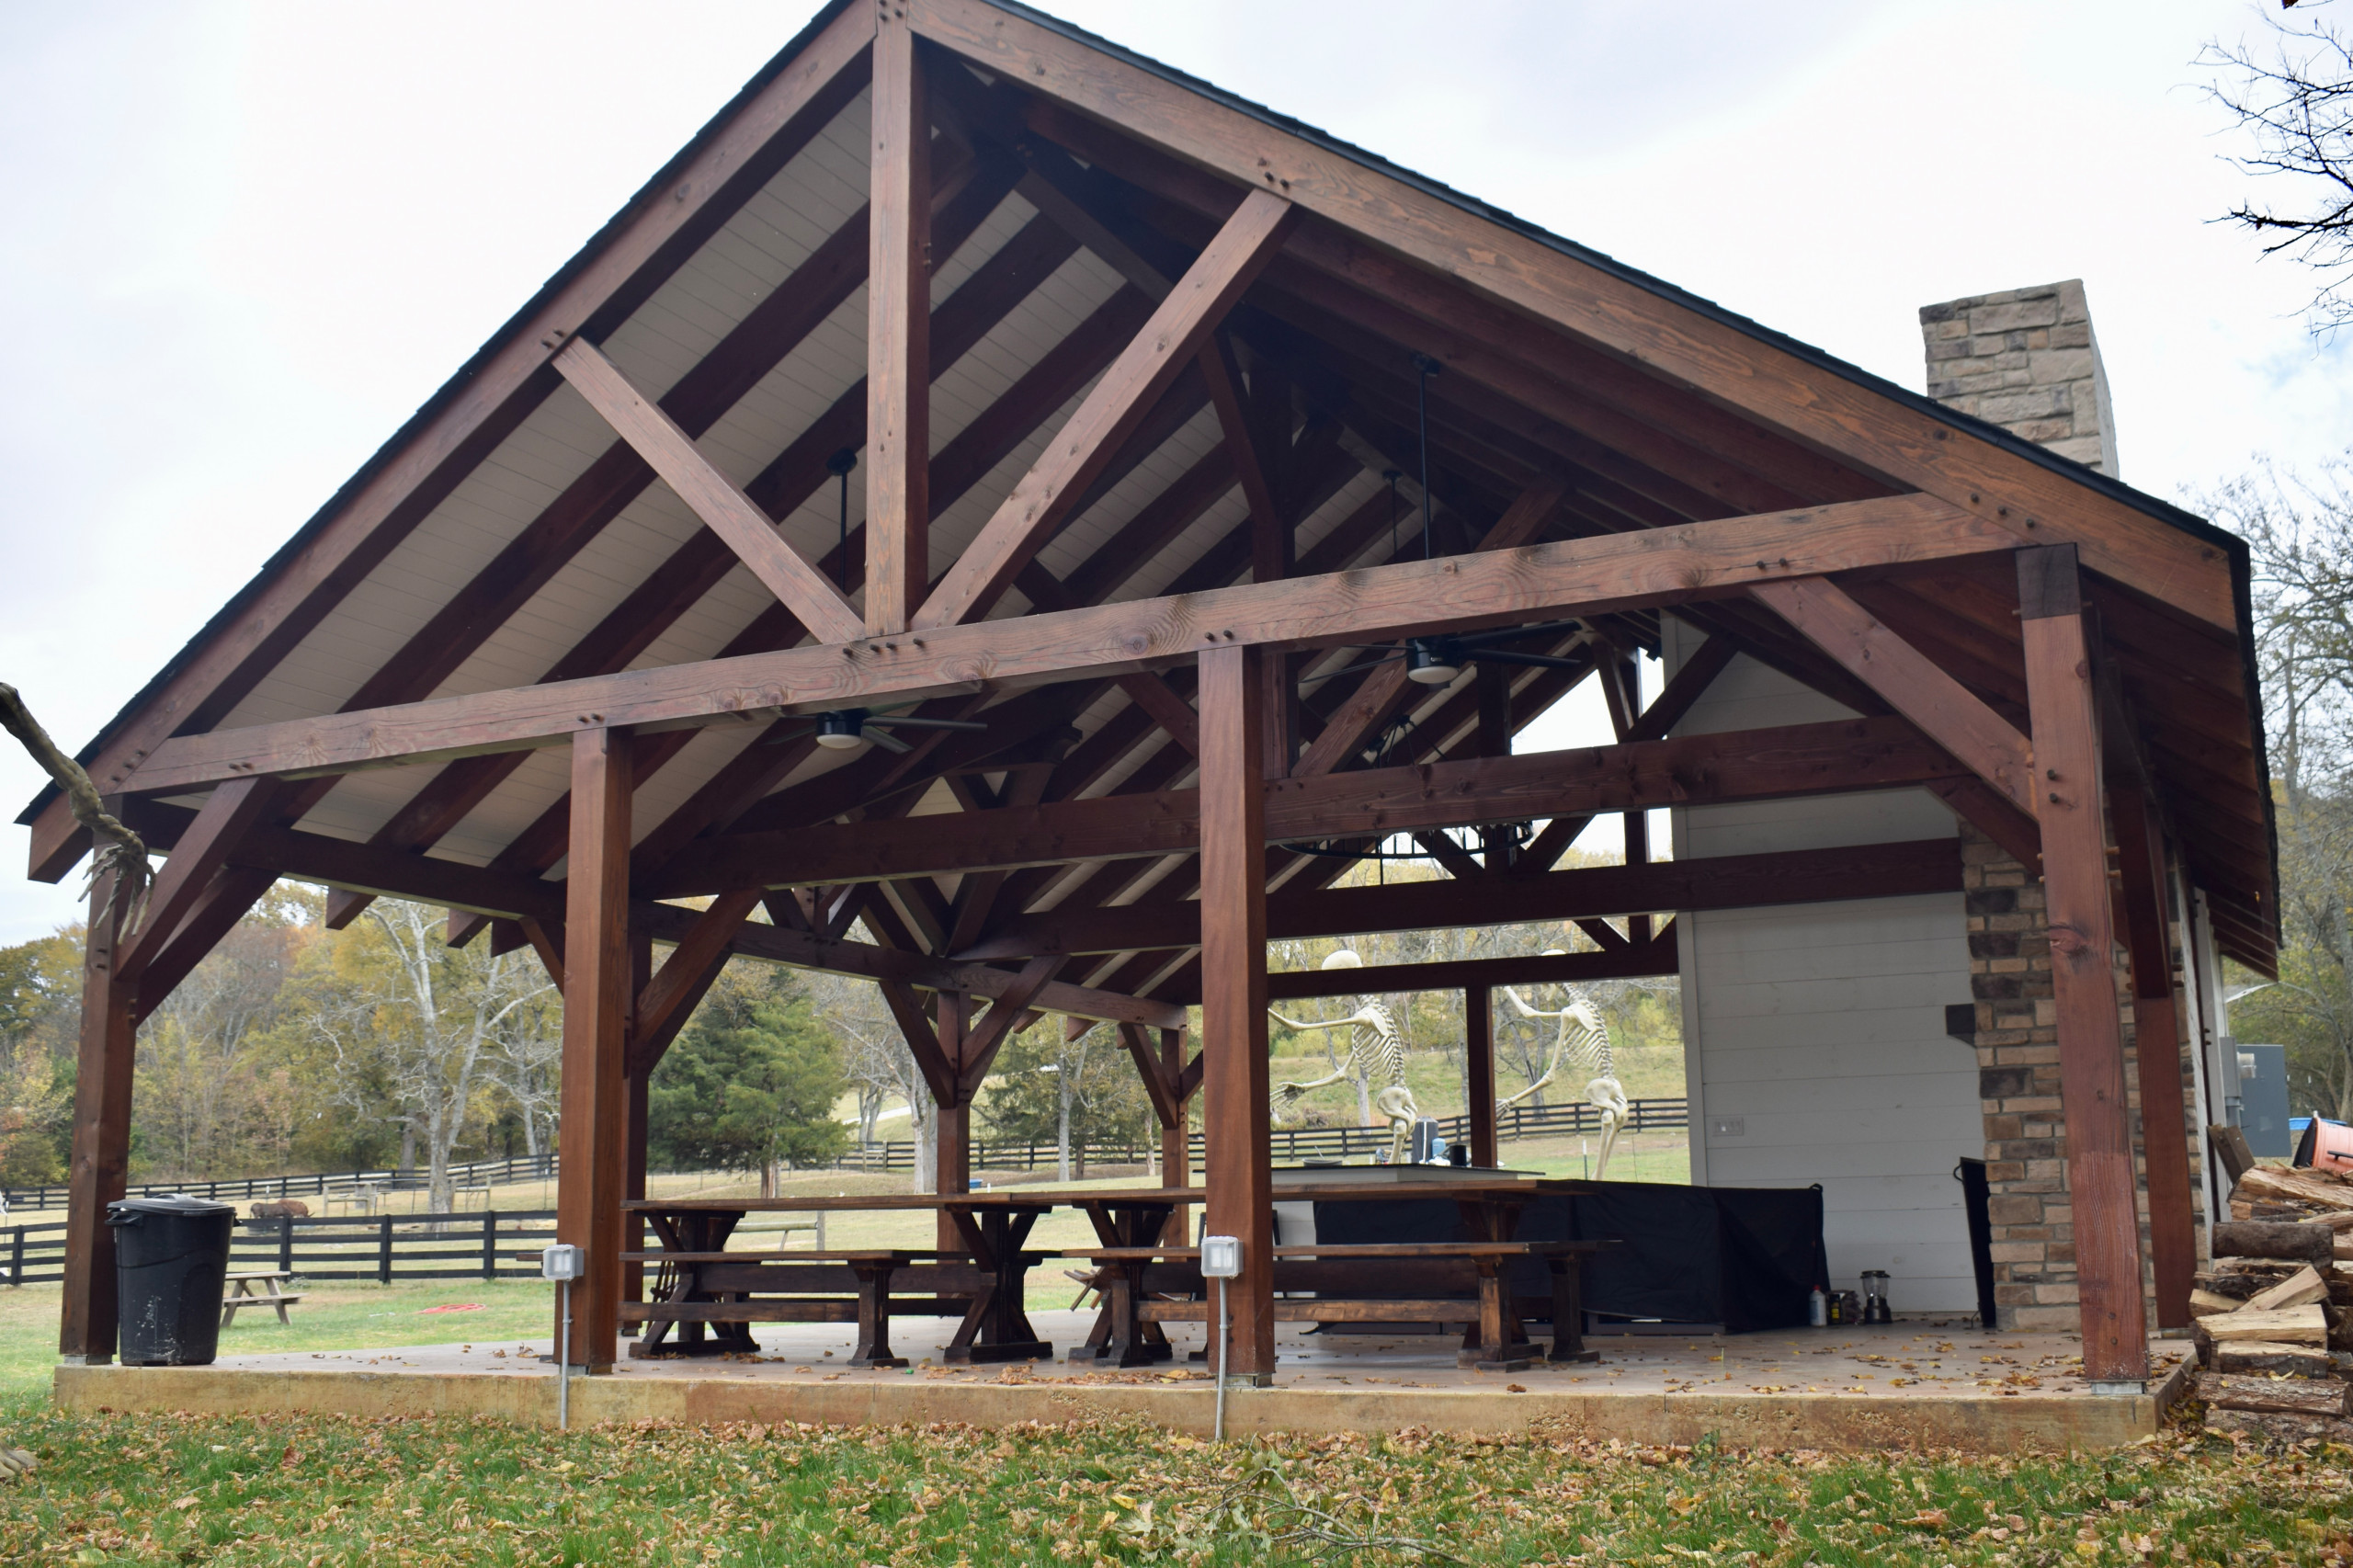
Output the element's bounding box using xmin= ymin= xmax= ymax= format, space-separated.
xmin=221 ymin=1269 xmax=303 ymax=1328
xmin=624 ymin=1191 xmax=1064 ymax=1366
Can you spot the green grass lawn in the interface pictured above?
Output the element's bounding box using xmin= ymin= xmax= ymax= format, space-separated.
xmin=0 ymin=1394 xmax=2340 ymax=1565
xmin=1 ymin=1280 xmax=2344 ymax=1563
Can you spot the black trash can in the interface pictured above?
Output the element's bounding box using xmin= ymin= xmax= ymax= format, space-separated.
xmin=108 ymin=1195 xmax=236 ymax=1365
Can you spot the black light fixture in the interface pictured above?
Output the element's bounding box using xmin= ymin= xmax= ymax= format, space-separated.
xmin=825 ymin=447 xmax=858 ymax=592
xmin=813 ymin=710 xmax=868 ymax=751
xmin=1404 ymin=638 xmax=1464 ymax=687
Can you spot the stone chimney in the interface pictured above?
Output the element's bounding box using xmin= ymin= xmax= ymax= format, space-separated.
xmin=1918 ymin=280 xmax=2119 ymax=477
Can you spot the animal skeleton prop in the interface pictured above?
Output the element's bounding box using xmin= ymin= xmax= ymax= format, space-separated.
xmin=1267 ymin=950 xmax=1424 ymax=1165
xmin=1498 ymin=959 xmax=1630 ymax=1177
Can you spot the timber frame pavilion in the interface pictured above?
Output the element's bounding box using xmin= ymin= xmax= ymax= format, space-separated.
xmin=37 ymin=0 xmax=2271 ymax=1390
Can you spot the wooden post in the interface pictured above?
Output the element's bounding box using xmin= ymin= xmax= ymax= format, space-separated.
xmin=556 ymin=727 xmax=633 ymax=1371
xmin=2112 ymin=784 xmax=2199 ymax=1330
xmin=2018 ymin=546 xmax=2148 ymax=1384
xmin=622 ymin=928 xmax=652 ymax=1332
xmin=935 ymin=991 xmax=969 ymax=1254
xmin=1199 ymin=642 xmax=1274 ymax=1383
xmin=58 ymin=860 xmax=135 ymax=1363
xmin=865 ymin=6 xmax=930 ymax=635
xmin=1465 ymin=986 xmax=1498 ymax=1168
xmin=1162 ymin=1027 xmax=1192 ymax=1245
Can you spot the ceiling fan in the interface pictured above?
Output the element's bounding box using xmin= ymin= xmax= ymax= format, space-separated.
xmin=1311 ymin=619 xmax=1596 ymax=688
xmin=774 ymin=703 xmax=990 ymax=755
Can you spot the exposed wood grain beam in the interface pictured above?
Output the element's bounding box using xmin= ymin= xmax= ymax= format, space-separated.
xmin=639 ymin=903 xmax=1183 ymax=1029
xmin=554 ymin=338 xmax=863 ymax=642
xmin=123 ymin=494 xmax=2009 ymax=793
xmin=632 ymin=888 xmax=763 ymax=1049
xmin=648 ymin=713 xmax=1971 ymax=897
xmin=880 ymin=980 xmax=962 ymax=1105
xmin=961 ymin=835 xmax=1961 ymax=960
xmin=916 ymin=0 xmax=2234 ymax=626
xmin=116 ymin=778 xmax=277 ymax=982
xmin=126 ymin=867 xmax=278 ymax=1027
xmin=955 ymin=953 xmax=1067 ymax=1099
xmin=913 ymin=188 xmax=1298 ymax=630
xmin=25 ymin=6 xmax=878 ymax=881
xmin=1748 ymin=574 xmax=2037 ymax=814
xmin=866 ymin=13 xmax=931 ymax=634
xmin=1290 ymin=473 xmax=1567 ymax=778
xmin=1265 ymin=937 xmax=1678 ymax=1000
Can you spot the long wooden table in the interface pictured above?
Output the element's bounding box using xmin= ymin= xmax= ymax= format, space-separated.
xmin=1051 ymin=1179 xmax=1607 ymax=1371
xmin=628 ymin=1177 xmax=1604 ymax=1372
xmin=624 ymin=1192 xmax=1063 ymax=1365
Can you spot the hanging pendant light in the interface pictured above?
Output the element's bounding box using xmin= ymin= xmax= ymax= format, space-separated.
xmin=1404 ymin=638 xmax=1464 ymax=687
xmin=813 ymin=710 xmax=868 ymax=751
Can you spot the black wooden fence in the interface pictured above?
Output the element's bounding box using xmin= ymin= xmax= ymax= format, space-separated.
xmin=843 ymin=1096 xmax=1690 ymax=1172
xmin=0 ymin=1153 xmax=557 ymax=1212
xmin=0 ymin=1211 xmax=559 ymax=1288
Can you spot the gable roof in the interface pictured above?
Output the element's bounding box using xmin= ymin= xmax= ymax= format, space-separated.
xmin=24 ymin=0 xmax=2276 ymax=973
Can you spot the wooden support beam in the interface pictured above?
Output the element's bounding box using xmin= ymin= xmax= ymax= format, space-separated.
xmin=1290 ymin=474 xmax=1568 ymax=778
xmin=1198 ymin=642 xmax=1275 ymax=1381
xmin=913 ymin=0 xmax=2234 ymax=627
xmin=932 ymin=991 xmax=969 ymax=1252
xmin=632 ymin=888 xmax=761 ymax=1051
xmin=866 ymin=12 xmax=931 ymax=634
xmin=643 ymin=903 xmax=1183 ymax=1029
xmin=2113 ymin=783 xmax=2199 ymax=1331
xmin=555 ymin=728 xmax=632 ymax=1372
xmin=913 ymin=188 xmax=1298 ymax=631
xmin=879 ymin=981 xmax=961 ymax=1106
xmin=956 ymin=954 xmax=1068 ymax=1101
xmin=26 ymin=4 xmax=878 ymax=881
xmin=1466 ymin=985 xmax=1498 ymax=1168
xmin=1113 ymin=674 xmax=1201 ymax=759
xmin=552 ymin=338 xmax=863 ymax=642
xmin=652 ymin=714 xmax=1973 ymax=897
xmin=1161 ymin=1028 xmax=1193 ymax=1207
xmin=518 ymin=916 xmax=566 ymax=991
xmin=972 ymin=836 xmax=1960 ymax=961
xmin=1265 ymin=938 xmax=1678 ymax=1000
xmin=115 ymin=778 xmax=277 ymax=982
xmin=1118 ymin=1020 xmax=1184 ymax=1131
xmin=123 ymin=494 xmax=2010 ymax=794
xmin=58 ymin=861 xmax=136 ymax=1363
xmin=2018 ymin=545 xmax=2147 ymax=1385
xmin=1749 ymin=574 xmax=2038 ymax=814
xmin=125 ymin=866 xmax=278 ymax=1027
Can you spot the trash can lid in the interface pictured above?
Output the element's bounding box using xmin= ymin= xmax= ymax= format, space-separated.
xmin=107 ymin=1195 xmax=238 ymax=1221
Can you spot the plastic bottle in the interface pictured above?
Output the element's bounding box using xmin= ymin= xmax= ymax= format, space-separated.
xmin=1808 ymin=1288 xmax=1828 ymax=1327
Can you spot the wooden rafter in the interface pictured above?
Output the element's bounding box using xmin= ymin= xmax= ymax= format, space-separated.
xmin=865 ymin=11 xmax=931 ymax=635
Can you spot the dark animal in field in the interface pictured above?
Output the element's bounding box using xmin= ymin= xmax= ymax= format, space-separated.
xmin=249 ymin=1199 xmax=310 ymax=1221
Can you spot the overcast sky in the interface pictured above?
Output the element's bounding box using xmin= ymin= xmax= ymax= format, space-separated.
xmin=0 ymin=0 xmax=2337 ymax=944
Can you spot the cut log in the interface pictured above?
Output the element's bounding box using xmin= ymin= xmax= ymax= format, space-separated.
xmin=2211 ymin=1341 xmax=2337 ymax=1377
xmin=2213 ymin=1221 xmax=2336 ymax=1264
xmin=2192 ymin=1289 xmax=2246 ymax=1317
xmin=2206 ymin=1406 xmax=2353 ymax=1445
xmin=2199 ymin=1372 xmax=2353 ymax=1417
xmin=2236 ymin=1166 xmax=2353 ymax=1212
xmin=2208 ymin=1124 xmax=2255 ymax=1185
xmin=2200 ymin=1303 xmax=2329 ymax=1346
xmin=2338 ymin=1233 xmax=2353 ymax=1260
xmin=2245 ymin=1265 xmax=2331 ymax=1314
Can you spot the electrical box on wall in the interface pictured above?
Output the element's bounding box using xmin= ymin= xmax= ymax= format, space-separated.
xmin=2234 ymin=1043 xmax=2291 ymax=1158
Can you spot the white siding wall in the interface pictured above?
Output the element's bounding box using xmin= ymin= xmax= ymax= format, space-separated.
xmin=1663 ymin=616 xmax=1986 ymax=1312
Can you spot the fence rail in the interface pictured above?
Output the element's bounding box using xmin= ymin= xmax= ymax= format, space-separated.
xmin=0 ymin=1098 xmax=1689 ymax=1210
xmin=0 ymin=1153 xmax=558 ymax=1212
xmin=0 ymin=1211 xmax=558 ymax=1289
xmin=843 ymin=1096 xmax=1690 ymax=1173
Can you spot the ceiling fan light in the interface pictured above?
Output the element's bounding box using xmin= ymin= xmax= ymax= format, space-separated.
xmin=1405 ymin=641 xmax=1461 ymax=686
xmin=813 ymin=710 xmax=867 ymax=750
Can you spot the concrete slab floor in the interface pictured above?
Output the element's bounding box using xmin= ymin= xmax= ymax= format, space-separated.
xmin=52 ymin=1312 xmax=2195 ymax=1451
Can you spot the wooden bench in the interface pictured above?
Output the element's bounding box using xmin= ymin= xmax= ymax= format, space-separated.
xmin=620 ymin=1247 xmax=1058 ymax=1369
xmin=1070 ymin=1240 xmax=1608 ymax=1372
xmin=221 ymin=1270 xmax=303 ymax=1327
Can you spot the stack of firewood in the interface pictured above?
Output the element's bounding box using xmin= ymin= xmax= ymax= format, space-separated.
xmin=2192 ymin=1160 xmax=2353 ymax=1442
